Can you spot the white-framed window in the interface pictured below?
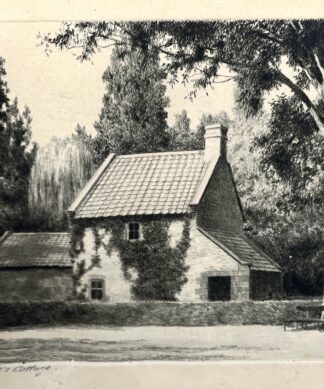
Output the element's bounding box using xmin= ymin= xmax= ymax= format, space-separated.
xmin=126 ymin=222 xmax=141 ymax=241
xmin=90 ymin=279 xmax=104 ymax=300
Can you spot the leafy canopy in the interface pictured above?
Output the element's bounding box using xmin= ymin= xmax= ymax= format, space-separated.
xmin=227 ymin=107 xmax=324 ymax=296
xmin=43 ymin=20 xmax=324 ymax=135
xmin=93 ymin=47 xmax=170 ymax=163
xmin=167 ymin=110 xmax=203 ymax=151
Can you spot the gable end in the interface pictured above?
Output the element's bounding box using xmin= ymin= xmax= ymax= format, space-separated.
xmin=197 ymin=157 xmax=244 ymax=232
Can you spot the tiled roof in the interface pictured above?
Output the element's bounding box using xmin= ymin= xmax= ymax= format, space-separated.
xmin=0 ymin=232 xmax=72 ymax=268
xmin=201 ymin=229 xmax=281 ymax=272
xmin=74 ymin=151 xmax=209 ymax=218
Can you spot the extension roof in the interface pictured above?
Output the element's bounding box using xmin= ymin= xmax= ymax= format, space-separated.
xmin=0 ymin=232 xmax=72 ymax=268
xmin=199 ymin=228 xmax=281 ymax=272
xmin=70 ymin=150 xmax=214 ymax=218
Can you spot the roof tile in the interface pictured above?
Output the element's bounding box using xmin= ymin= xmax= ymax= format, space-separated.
xmin=0 ymin=233 xmax=72 ymax=268
xmin=205 ymin=229 xmax=280 ymax=272
xmin=75 ymin=150 xmax=208 ymax=218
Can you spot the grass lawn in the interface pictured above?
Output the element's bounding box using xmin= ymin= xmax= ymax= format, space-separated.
xmin=0 ymin=325 xmax=323 ymax=362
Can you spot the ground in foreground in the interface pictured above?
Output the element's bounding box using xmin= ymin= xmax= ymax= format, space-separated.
xmin=0 ymin=325 xmax=323 ymax=362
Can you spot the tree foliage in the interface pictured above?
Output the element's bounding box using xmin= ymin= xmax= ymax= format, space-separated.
xmin=256 ymin=95 xmax=324 ymax=209
xmin=43 ymin=20 xmax=324 ymax=135
xmin=0 ymin=58 xmax=36 ymax=235
xmin=29 ymin=126 xmax=95 ymax=231
xmin=93 ymin=47 xmax=170 ymax=163
xmin=227 ymin=107 xmax=324 ymax=296
xmin=167 ymin=110 xmax=202 ymax=151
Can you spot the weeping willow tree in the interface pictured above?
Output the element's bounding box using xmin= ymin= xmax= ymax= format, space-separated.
xmin=29 ymin=130 xmax=95 ymax=230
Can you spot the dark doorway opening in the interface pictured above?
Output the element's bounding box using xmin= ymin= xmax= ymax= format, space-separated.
xmin=250 ymin=271 xmax=282 ymax=300
xmin=208 ymin=276 xmax=231 ymax=301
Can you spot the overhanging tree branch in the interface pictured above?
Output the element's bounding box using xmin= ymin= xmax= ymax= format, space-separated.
xmin=276 ymin=70 xmax=324 ymax=135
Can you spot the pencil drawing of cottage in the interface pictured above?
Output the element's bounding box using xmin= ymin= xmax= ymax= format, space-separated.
xmin=68 ymin=123 xmax=282 ymax=303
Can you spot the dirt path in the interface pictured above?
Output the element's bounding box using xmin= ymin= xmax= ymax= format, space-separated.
xmin=0 ymin=325 xmax=323 ymax=362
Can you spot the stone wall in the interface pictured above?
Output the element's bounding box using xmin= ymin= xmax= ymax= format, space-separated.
xmin=0 ymin=268 xmax=73 ymax=301
xmin=0 ymin=300 xmax=316 ymax=327
xmin=75 ymin=217 xmax=250 ymax=302
xmin=178 ymin=218 xmax=249 ymax=301
xmin=77 ymin=228 xmax=134 ymax=302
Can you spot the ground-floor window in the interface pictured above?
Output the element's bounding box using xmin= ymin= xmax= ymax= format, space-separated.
xmin=90 ymin=279 xmax=104 ymax=300
xmin=208 ymin=276 xmax=231 ymax=301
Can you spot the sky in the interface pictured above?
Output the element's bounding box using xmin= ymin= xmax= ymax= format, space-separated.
xmin=0 ymin=22 xmax=236 ymax=145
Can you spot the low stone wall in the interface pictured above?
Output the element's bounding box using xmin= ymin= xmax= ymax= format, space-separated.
xmin=0 ymin=300 xmax=317 ymax=328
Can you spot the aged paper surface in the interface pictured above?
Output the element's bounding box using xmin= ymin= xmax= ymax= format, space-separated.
xmin=0 ymin=0 xmax=324 ymax=388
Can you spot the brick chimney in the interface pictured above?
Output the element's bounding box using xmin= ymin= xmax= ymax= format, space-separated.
xmin=204 ymin=123 xmax=228 ymax=162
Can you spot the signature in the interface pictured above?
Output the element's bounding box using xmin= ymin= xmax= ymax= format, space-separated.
xmin=0 ymin=364 xmax=52 ymax=377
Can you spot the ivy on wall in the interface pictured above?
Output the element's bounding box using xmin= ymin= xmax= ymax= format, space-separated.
xmin=70 ymin=222 xmax=87 ymax=299
xmin=69 ymin=215 xmax=191 ymax=301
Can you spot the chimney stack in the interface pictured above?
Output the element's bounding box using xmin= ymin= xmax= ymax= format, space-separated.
xmin=204 ymin=123 xmax=228 ymax=162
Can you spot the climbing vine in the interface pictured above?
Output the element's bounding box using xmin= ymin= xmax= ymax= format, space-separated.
xmin=69 ymin=222 xmax=87 ymax=299
xmin=69 ymin=215 xmax=192 ymax=301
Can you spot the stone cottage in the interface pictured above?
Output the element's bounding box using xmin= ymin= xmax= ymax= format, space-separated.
xmin=0 ymin=232 xmax=73 ymax=301
xmin=68 ymin=124 xmax=282 ymax=302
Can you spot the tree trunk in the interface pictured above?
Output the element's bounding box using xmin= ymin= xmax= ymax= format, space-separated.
xmin=310 ymin=107 xmax=324 ymax=137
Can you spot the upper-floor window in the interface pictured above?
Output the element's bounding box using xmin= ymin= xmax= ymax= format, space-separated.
xmin=127 ymin=222 xmax=141 ymax=241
